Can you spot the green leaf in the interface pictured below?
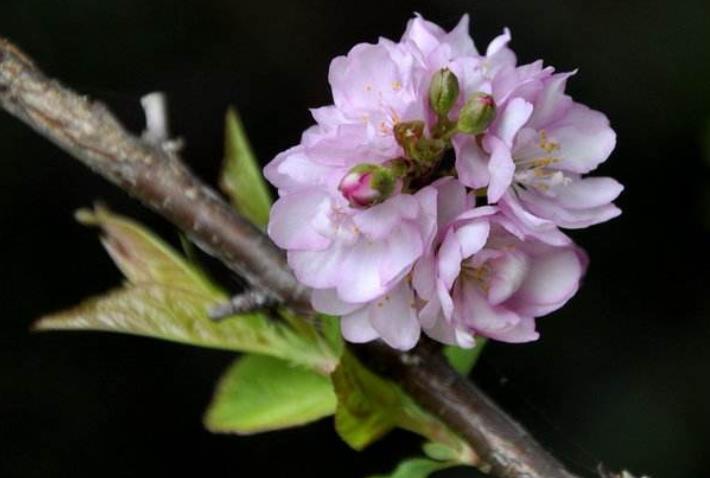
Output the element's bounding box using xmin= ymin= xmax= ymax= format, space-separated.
xmin=369 ymin=458 xmax=457 ymax=478
xmin=35 ymin=285 xmax=329 ymax=369
xmin=330 ymin=351 xmax=477 ymax=465
xmin=443 ymin=339 xmax=487 ymax=376
xmin=421 ymin=442 xmax=460 ymax=462
xmin=219 ymin=107 xmax=273 ymax=229
xmin=330 ymin=351 xmax=401 ymax=450
xmin=204 ymin=354 xmax=336 ymax=434
xmin=74 ymin=206 xmax=217 ymax=295
xmin=36 ymin=206 xmax=339 ymax=373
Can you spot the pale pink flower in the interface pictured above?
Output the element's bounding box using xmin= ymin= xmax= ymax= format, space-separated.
xmin=455 ymin=65 xmax=623 ymax=230
xmin=413 ymin=178 xmax=587 ymax=347
xmin=269 ymin=185 xmax=436 ymax=305
xmin=264 ymin=14 xmax=614 ymax=350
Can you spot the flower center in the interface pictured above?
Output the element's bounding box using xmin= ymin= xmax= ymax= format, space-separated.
xmin=513 ymin=130 xmax=570 ymax=193
xmin=461 ymin=261 xmax=492 ymax=293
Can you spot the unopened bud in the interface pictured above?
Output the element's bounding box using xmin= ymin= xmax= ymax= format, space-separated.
xmin=339 ymin=164 xmax=399 ymax=208
xmin=457 ymin=92 xmax=496 ymax=135
xmin=429 ymin=68 xmax=460 ymax=116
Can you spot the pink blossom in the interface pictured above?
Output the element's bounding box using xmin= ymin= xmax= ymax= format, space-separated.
xmin=413 ymin=178 xmax=587 ymax=347
xmin=455 ymin=66 xmax=623 ymax=230
xmin=264 ymin=14 xmax=615 ymax=350
xmin=269 ymin=186 xmax=436 ymax=305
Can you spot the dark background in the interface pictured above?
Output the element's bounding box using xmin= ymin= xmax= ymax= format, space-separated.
xmin=1 ymin=1 xmax=708 ymax=477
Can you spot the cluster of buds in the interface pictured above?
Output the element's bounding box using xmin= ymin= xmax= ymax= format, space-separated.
xmin=340 ymin=68 xmax=496 ymax=208
xmin=429 ymin=68 xmax=496 ymax=136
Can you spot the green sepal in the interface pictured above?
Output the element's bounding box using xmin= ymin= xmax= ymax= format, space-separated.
xmin=443 ymin=339 xmax=487 ymax=376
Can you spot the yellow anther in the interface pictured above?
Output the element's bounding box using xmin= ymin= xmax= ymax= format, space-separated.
xmin=539 ymin=130 xmax=560 ymax=153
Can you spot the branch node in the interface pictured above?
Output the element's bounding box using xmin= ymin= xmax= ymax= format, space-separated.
xmin=209 ymin=289 xmax=276 ymax=321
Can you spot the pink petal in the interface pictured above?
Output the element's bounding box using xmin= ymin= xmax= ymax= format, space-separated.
xmin=487 ymin=249 xmax=530 ymax=305
xmin=513 ymin=247 xmax=585 ymax=310
xmin=498 ymin=193 xmax=572 ymax=246
xmin=268 ymin=191 xmax=332 ymax=251
xmin=401 ymin=13 xmax=447 ymax=55
xmin=454 ymin=219 xmax=491 ymax=259
xmin=456 ymin=281 xmax=524 ymax=340
xmin=311 ymin=288 xmax=361 ymax=316
xmin=489 ymin=316 xmax=539 ymax=343
xmin=336 ymin=239 xmax=390 ymax=302
xmin=485 ymin=136 xmax=516 ymax=203
xmin=443 ymin=14 xmax=477 ymax=57
xmin=432 ymin=177 xmax=469 ymax=229
xmin=437 ymin=229 xmax=465 ymax=290
xmin=288 ymin=242 xmax=348 ymax=289
xmin=555 ymin=177 xmax=624 ymax=209
xmin=454 ymin=136 xmax=490 ymax=189
xmin=493 ymin=97 xmax=534 ymax=147
xmin=528 ymin=71 xmax=575 ymax=129
xmin=549 ymin=104 xmax=617 ymax=174
xmin=370 ymin=282 xmax=421 ymax=350
xmin=518 ymin=189 xmax=623 ymax=229
xmin=412 ymin=252 xmax=437 ymax=299
xmin=352 ymin=195 xmax=418 ymax=240
xmin=341 ymin=307 xmax=379 ymax=343
xmin=486 ymin=27 xmax=512 ymax=57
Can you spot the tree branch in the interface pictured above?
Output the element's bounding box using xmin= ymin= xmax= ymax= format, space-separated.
xmin=0 ymin=38 xmax=587 ymax=478
xmin=0 ymin=39 xmax=310 ymax=312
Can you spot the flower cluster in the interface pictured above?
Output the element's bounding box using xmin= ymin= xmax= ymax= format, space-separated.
xmin=265 ymin=15 xmax=621 ymax=350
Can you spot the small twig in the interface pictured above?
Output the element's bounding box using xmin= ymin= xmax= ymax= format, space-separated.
xmin=140 ymin=92 xmax=183 ymax=152
xmin=141 ymin=92 xmax=169 ymax=144
xmin=208 ymin=289 xmax=276 ymax=321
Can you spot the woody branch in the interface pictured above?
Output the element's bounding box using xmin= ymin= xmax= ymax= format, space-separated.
xmin=0 ymin=37 xmax=584 ymax=478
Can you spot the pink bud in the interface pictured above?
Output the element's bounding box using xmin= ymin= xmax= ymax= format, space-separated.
xmin=338 ymin=164 xmax=398 ymax=208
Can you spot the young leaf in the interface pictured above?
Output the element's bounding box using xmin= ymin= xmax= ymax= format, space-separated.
xmin=219 ymin=107 xmax=273 ymax=229
xmin=35 ymin=285 xmax=332 ymax=370
xmin=36 ymin=206 xmax=339 ymax=373
xmin=442 ymin=339 xmax=487 ymax=376
xmin=330 ymin=351 xmax=401 ymax=450
xmin=330 ymin=352 xmax=477 ymax=465
xmin=369 ymin=457 xmax=457 ymax=478
xmin=75 ymin=206 xmax=217 ymax=294
xmin=204 ymin=354 xmax=336 ymax=434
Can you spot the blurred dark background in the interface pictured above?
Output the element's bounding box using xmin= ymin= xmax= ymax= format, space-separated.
xmin=0 ymin=1 xmax=708 ymax=477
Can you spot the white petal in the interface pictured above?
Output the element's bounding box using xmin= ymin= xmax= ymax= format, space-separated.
xmin=370 ymin=282 xmax=421 ymax=350
xmin=341 ymin=308 xmax=379 ymax=343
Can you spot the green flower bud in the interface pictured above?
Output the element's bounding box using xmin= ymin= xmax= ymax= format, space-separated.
xmin=429 ymin=68 xmax=460 ymax=116
xmin=457 ymin=92 xmax=496 ymax=135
